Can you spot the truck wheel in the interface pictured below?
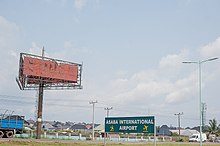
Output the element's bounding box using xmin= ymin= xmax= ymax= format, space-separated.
xmin=0 ymin=131 xmax=4 ymax=138
xmin=6 ymin=131 xmax=13 ymax=138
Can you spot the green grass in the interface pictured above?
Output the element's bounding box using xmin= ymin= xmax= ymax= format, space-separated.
xmin=1 ymin=140 xmax=220 ymax=146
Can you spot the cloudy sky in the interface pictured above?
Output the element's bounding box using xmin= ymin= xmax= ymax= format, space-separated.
xmin=0 ymin=0 xmax=220 ymax=128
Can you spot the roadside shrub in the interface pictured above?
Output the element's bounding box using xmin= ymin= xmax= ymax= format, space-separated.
xmin=176 ymin=138 xmax=184 ymax=142
xmin=86 ymin=137 xmax=92 ymax=140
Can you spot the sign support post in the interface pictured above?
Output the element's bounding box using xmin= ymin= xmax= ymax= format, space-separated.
xmin=104 ymin=132 xmax=106 ymax=146
xmin=154 ymin=116 xmax=156 ymax=146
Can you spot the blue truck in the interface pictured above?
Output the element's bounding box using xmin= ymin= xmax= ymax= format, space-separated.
xmin=0 ymin=114 xmax=24 ymax=138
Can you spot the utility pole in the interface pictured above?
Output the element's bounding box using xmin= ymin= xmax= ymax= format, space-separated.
xmin=104 ymin=107 xmax=113 ymax=117
xmin=174 ymin=112 xmax=183 ymax=136
xmin=89 ymin=100 xmax=98 ymax=140
xmin=202 ymin=103 xmax=207 ymax=129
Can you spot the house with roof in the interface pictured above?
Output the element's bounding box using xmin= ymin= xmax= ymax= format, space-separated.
xmin=94 ymin=124 xmax=104 ymax=133
xmin=42 ymin=122 xmax=56 ymax=131
xmin=53 ymin=121 xmax=64 ymax=130
xmin=70 ymin=124 xmax=88 ymax=132
xmin=158 ymin=125 xmax=172 ymax=136
xmin=170 ymin=129 xmax=199 ymax=137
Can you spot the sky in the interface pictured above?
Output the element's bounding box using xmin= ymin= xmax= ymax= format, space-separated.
xmin=0 ymin=0 xmax=220 ymax=128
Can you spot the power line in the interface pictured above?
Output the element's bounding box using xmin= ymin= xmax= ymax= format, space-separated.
xmin=0 ymin=94 xmax=34 ymax=99
xmin=0 ymin=94 xmax=90 ymax=102
xmin=0 ymin=94 xmax=203 ymax=122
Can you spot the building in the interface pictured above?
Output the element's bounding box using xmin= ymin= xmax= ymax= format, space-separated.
xmin=170 ymin=129 xmax=199 ymax=137
xmin=158 ymin=125 xmax=172 ymax=136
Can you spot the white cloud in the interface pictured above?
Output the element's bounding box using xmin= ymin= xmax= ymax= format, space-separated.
xmin=50 ymin=40 xmax=89 ymax=60
xmin=0 ymin=16 xmax=36 ymax=117
xmin=0 ymin=16 xmax=20 ymax=48
xmin=105 ymin=39 xmax=220 ymax=126
xmin=165 ymin=72 xmax=197 ymax=104
xmin=74 ymin=0 xmax=87 ymax=10
xmin=200 ymin=37 xmax=220 ymax=58
xmin=159 ymin=49 xmax=189 ymax=69
xmin=29 ymin=42 xmax=43 ymax=56
xmin=64 ymin=40 xmax=73 ymax=49
xmin=0 ymin=16 xmax=20 ymax=90
xmin=107 ymin=49 xmax=199 ymax=115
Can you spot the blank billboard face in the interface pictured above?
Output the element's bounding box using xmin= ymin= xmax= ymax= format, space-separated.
xmin=23 ymin=56 xmax=78 ymax=83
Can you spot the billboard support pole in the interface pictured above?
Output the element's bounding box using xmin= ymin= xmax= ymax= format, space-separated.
xmin=36 ymin=83 xmax=44 ymax=139
xmin=36 ymin=47 xmax=45 ymax=139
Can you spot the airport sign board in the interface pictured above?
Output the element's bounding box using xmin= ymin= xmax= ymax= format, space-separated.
xmin=105 ymin=116 xmax=154 ymax=133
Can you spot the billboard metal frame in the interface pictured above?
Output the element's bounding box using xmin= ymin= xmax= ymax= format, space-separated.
xmin=16 ymin=53 xmax=83 ymax=90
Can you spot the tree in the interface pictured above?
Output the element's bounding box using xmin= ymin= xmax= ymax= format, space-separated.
xmin=208 ymin=118 xmax=219 ymax=136
xmin=218 ymin=124 xmax=220 ymax=135
xmin=156 ymin=126 xmax=160 ymax=133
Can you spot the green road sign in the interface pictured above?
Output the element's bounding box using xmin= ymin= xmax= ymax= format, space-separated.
xmin=105 ymin=116 xmax=154 ymax=133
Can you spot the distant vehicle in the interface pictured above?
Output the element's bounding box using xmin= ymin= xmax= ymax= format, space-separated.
xmin=0 ymin=112 xmax=24 ymax=138
xmin=215 ymin=138 xmax=220 ymax=143
xmin=189 ymin=133 xmax=207 ymax=142
xmin=209 ymin=134 xmax=216 ymax=142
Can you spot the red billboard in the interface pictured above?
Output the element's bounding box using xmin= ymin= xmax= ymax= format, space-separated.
xmin=22 ymin=56 xmax=78 ymax=83
xmin=17 ymin=53 xmax=82 ymax=90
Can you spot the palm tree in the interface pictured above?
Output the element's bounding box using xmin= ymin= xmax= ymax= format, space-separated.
xmin=208 ymin=118 xmax=219 ymax=136
xmin=218 ymin=124 xmax=220 ymax=135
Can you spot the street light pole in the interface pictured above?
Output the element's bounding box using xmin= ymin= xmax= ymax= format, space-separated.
xmin=183 ymin=57 xmax=218 ymax=146
xmin=199 ymin=61 xmax=202 ymax=145
xmin=104 ymin=107 xmax=113 ymax=117
xmin=89 ymin=100 xmax=98 ymax=141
